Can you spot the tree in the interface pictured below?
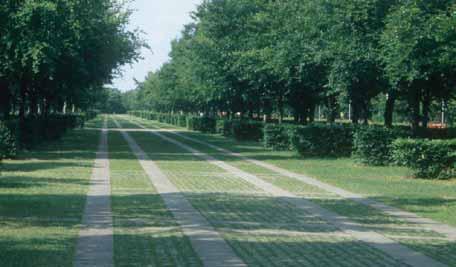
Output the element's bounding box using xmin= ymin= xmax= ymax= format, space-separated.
xmin=381 ymin=0 xmax=456 ymax=130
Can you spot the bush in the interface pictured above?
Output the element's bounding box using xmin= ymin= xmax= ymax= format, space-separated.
xmin=84 ymin=110 xmax=100 ymax=121
xmin=291 ymin=124 xmax=354 ymax=157
xmin=186 ymin=116 xmax=216 ymax=133
xmin=0 ymin=121 xmax=16 ymax=159
xmin=263 ymin=124 xmax=297 ymax=150
xmin=11 ymin=114 xmax=85 ymax=149
xmin=353 ymin=126 xmax=409 ymax=165
xmin=392 ymin=139 xmax=456 ymax=179
xmin=230 ymin=120 xmax=264 ymax=141
xmin=415 ymin=127 xmax=456 ymax=139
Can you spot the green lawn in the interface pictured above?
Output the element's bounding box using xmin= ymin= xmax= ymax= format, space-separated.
xmin=127 ymin=116 xmax=456 ymax=227
xmin=0 ymin=116 xmax=103 ymax=266
xmin=114 ymin=116 xmax=409 ymax=267
xmin=108 ymin=123 xmax=201 ymax=267
xmin=2 ymin=114 xmax=455 ymax=266
xmin=125 ymin=115 xmax=456 ymax=266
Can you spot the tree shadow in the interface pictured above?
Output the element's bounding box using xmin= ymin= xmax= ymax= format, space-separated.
xmin=0 ymin=188 xmax=454 ymax=266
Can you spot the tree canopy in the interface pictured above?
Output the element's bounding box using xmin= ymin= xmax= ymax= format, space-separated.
xmin=0 ymin=0 xmax=144 ymax=121
xmin=128 ymin=0 xmax=455 ymax=128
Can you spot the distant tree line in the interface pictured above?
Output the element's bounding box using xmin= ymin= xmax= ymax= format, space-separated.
xmin=127 ymin=0 xmax=456 ymax=130
xmin=0 ymin=0 xmax=143 ymax=122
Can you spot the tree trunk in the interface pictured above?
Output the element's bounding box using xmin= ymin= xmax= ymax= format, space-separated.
xmin=278 ymin=95 xmax=284 ymax=124
xmin=384 ymin=92 xmax=395 ymax=128
xmin=30 ymin=92 xmax=38 ymax=117
xmin=410 ymin=89 xmax=421 ymax=134
xmin=308 ymin=104 xmax=316 ymax=124
xmin=421 ymin=89 xmax=431 ymax=128
xmin=326 ymin=95 xmax=337 ymax=123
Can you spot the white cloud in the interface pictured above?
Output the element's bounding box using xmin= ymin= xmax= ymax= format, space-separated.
xmin=111 ymin=0 xmax=202 ymax=92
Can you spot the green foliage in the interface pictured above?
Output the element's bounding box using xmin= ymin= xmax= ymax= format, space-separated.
xmin=353 ymin=126 xmax=409 ymax=165
xmin=0 ymin=121 xmax=16 ymax=159
xmin=84 ymin=110 xmax=100 ymax=121
xmin=263 ymin=124 xmax=297 ymax=151
xmin=157 ymin=113 xmax=187 ymax=128
xmin=0 ymin=0 xmax=143 ymax=120
xmin=186 ymin=117 xmax=217 ymax=133
xmin=17 ymin=114 xmax=85 ymax=148
xmin=291 ymin=125 xmax=354 ymax=157
xmin=94 ymin=88 xmax=127 ymax=114
xmin=216 ymin=120 xmax=233 ymax=136
xmin=227 ymin=120 xmax=264 ymax=141
xmin=392 ymin=139 xmax=456 ymax=179
xmin=124 ymin=0 xmax=455 ymax=130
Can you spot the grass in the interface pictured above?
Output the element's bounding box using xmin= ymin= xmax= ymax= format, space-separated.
xmin=126 ymin=115 xmax=456 ymax=266
xmin=108 ymin=120 xmax=201 ymax=267
xmin=0 ymin=116 xmax=104 ymax=266
xmin=113 ymin=117 xmax=409 ymax=267
xmin=127 ymin=115 xmax=456 ymax=227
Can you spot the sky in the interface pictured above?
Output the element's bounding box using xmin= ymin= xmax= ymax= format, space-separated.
xmin=110 ymin=0 xmax=202 ymax=92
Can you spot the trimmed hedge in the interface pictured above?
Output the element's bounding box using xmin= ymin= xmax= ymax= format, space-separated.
xmin=0 ymin=121 xmax=16 ymax=159
xmin=263 ymin=124 xmax=296 ymax=150
xmin=186 ymin=116 xmax=216 ymax=133
xmin=291 ymin=124 xmax=354 ymax=157
xmin=392 ymin=139 xmax=456 ymax=179
xmin=228 ymin=120 xmax=264 ymax=141
xmin=353 ymin=126 xmax=409 ymax=165
xmin=0 ymin=113 xmax=89 ymax=155
xmin=18 ymin=114 xmax=84 ymax=148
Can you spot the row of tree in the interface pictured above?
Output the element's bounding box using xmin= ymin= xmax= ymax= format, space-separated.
xmin=128 ymin=0 xmax=456 ymax=128
xmin=0 ymin=0 xmax=143 ymax=122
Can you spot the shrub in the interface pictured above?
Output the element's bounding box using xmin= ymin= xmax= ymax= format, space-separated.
xmin=186 ymin=116 xmax=216 ymax=133
xmin=415 ymin=127 xmax=456 ymax=139
xmin=216 ymin=119 xmax=228 ymax=135
xmin=291 ymin=124 xmax=354 ymax=157
xmin=0 ymin=121 xmax=16 ymax=159
xmin=84 ymin=110 xmax=100 ymax=121
xmin=230 ymin=120 xmax=264 ymax=141
xmin=16 ymin=114 xmax=85 ymax=149
xmin=353 ymin=126 xmax=409 ymax=165
xmin=263 ymin=124 xmax=297 ymax=150
xmin=392 ymin=139 xmax=456 ymax=179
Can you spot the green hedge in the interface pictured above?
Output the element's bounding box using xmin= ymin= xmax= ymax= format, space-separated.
xmin=0 ymin=121 xmax=16 ymax=159
xmin=186 ymin=116 xmax=216 ymax=133
xmin=84 ymin=110 xmax=100 ymax=121
xmin=230 ymin=120 xmax=264 ymax=141
xmin=0 ymin=114 xmax=88 ymax=153
xmin=392 ymin=139 xmax=456 ymax=179
xmin=353 ymin=126 xmax=409 ymax=165
xmin=291 ymin=124 xmax=354 ymax=157
xmin=263 ymin=124 xmax=297 ymax=150
xmin=18 ymin=114 xmax=85 ymax=148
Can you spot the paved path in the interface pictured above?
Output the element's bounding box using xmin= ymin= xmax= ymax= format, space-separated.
xmin=113 ymin=118 xmax=246 ymax=267
xmin=126 ymin=118 xmax=446 ymax=267
xmin=74 ymin=117 xmax=113 ymax=267
xmin=128 ymin=116 xmax=456 ymax=242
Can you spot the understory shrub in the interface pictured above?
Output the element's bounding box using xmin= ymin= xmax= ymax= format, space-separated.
xmin=415 ymin=127 xmax=456 ymax=139
xmin=0 ymin=121 xmax=16 ymax=159
xmin=353 ymin=126 xmax=409 ymax=165
xmin=84 ymin=110 xmax=100 ymax=121
xmin=291 ymin=124 xmax=354 ymax=157
xmin=18 ymin=114 xmax=85 ymax=148
xmin=263 ymin=124 xmax=297 ymax=150
xmin=229 ymin=120 xmax=264 ymax=141
xmin=186 ymin=116 xmax=216 ymax=133
xmin=392 ymin=139 xmax=456 ymax=179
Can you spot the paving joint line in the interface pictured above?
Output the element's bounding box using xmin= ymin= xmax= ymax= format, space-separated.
xmin=124 ymin=116 xmax=446 ymax=267
xmin=112 ymin=117 xmax=246 ymax=267
xmin=74 ymin=116 xmax=113 ymax=267
xmin=126 ymin=115 xmax=456 ymax=242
